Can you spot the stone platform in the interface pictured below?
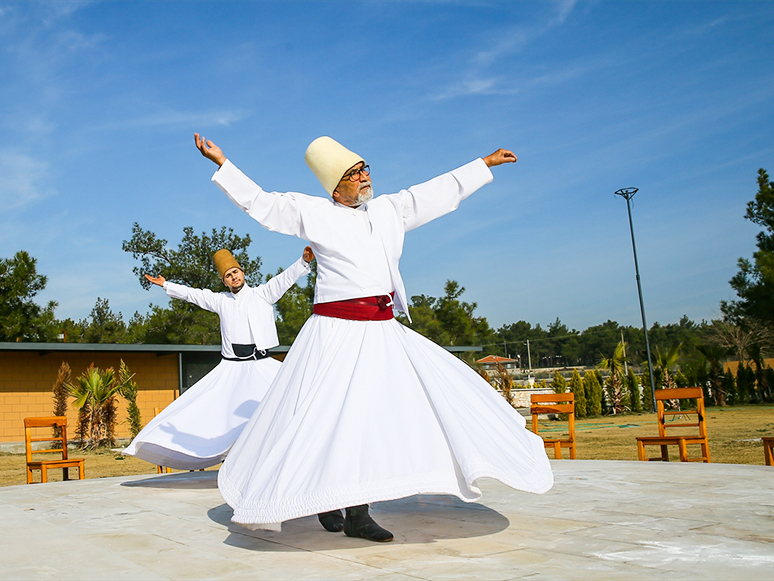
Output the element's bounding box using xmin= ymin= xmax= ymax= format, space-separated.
xmin=1 ymin=460 xmax=772 ymax=579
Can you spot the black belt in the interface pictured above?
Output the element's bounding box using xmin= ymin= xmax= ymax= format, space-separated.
xmin=222 ymin=344 xmax=271 ymax=361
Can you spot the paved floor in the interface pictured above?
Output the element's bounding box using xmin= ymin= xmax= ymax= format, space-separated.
xmin=1 ymin=460 xmax=773 ymax=580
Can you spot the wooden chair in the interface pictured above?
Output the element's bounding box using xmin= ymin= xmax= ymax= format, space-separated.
xmin=763 ymin=437 xmax=774 ymax=466
xmin=24 ymin=417 xmax=85 ymax=484
xmin=636 ymin=387 xmax=710 ymax=463
xmin=531 ymin=393 xmax=576 ymax=459
xmin=153 ymin=407 xmax=172 ymax=474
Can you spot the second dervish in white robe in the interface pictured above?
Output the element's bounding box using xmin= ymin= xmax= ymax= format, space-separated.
xmin=123 ymin=257 xmax=311 ymax=470
xmin=213 ymin=158 xmax=554 ymax=529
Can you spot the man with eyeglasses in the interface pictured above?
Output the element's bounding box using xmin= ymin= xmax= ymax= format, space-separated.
xmin=194 ymin=133 xmax=554 ymax=542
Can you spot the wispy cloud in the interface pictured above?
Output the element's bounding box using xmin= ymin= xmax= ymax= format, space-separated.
xmin=432 ymin=1 xmax=579 ymax=100
xmin=0 ymin=152 xmax=54 ymax=210
xmin=94 ymin=108 xmax=251 ymax=132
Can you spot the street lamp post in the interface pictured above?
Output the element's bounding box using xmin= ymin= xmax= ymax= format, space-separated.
xmin=615 ymin=187 xmax=657 ymax=412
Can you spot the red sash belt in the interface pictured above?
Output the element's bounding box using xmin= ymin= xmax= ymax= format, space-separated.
xmin=313 ymin=293 xmax=395 ymax=321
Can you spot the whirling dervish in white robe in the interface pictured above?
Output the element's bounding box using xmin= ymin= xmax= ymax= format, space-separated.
xmin=123 ymin=253 xmax=311 ymax=470
xmin=203 ymin=135 xmax=554 ymax=531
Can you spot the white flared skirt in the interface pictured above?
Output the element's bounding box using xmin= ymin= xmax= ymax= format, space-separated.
xmin=218 ymin=315 xmax=554 ymax=530
xmin=123 ymin=357 xmax=281 ymax=470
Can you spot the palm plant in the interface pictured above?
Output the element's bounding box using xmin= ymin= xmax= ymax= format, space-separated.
xmin=68 ymin=364 xmax=130 ymax=449
xmin=599 ymin=341 xmax=628 ymax=414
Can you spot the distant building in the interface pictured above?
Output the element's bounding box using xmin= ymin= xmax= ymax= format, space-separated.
xmin=1 ymin=342 xmax=480 ymax=445
xmin=477 ymin=355 xmax=519 ymax=371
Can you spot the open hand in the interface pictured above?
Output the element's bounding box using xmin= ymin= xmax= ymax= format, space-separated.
xmin=194 ymin=133 xmax=226 ymax=166
xmin=483 ymin=149 xmax=517 ymax=167
xmin=144 ymin=273 xmax=166 ymax=287
xmin=303 ymin=246 xmax=315 ymax=263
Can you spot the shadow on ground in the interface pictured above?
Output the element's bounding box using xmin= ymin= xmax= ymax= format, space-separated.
xmin=208 ymin=494 xmax=511 ymax=551
xmin=121 ymin=470 xmax=218 ymax=489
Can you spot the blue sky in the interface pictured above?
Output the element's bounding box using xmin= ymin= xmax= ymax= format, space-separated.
xmin=1 ymin=0 xmax=773 ymax=332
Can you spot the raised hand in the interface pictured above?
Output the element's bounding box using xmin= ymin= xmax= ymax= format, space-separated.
xmin=144 ymin=273 xmax=166 ymax=287
xmin=194 ymin=133 xmax=226 ymax=166
xmin=303 ymin=246 xmax=315 ymax=263
xmin=483 ymin=149 xmax=517 ymax=167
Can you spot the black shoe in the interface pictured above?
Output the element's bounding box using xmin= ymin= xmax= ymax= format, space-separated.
xmin=344 ymin=504 xmax=393 ymax=542
xmin=318 ymin=509 xmax=344 ymax=532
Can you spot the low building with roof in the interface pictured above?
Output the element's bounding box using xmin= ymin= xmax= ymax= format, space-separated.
xmin=0 ymin=342 xmax=480 ymax=445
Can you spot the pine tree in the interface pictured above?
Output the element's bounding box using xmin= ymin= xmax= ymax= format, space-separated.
xmin=736 ymin=363 xmax=752 ymax=404
xmin=722 ymin=372 xmax=737 ymax=406
xmin=569 ymin=369 xmax=586 ymax=418
xmin=551 ymin=370 xmax=567 ymax=394
xmin=583 ymin=370 xmax=602 ymax=417
xmin=118 ymin=360 xmax=143 ymax=439
xmin=51 ymin=362 xmax=71 ymax=448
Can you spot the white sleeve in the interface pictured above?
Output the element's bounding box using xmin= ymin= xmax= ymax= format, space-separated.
xmin=255 ymin=257 xmax=312 ymax=305
xmin=212 ymin=160 xmax=306 ymax=238
xmin=383 ymin=158 xmax=493 ymax=232
xmin=164 ymin=282 xmax=223 ymax=314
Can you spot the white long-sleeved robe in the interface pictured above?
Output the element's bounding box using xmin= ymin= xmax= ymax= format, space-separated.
xmin=214 ymin=159 xmax=554 ymax=529
xmin=122 ymin=257 xmax=310 ymax=470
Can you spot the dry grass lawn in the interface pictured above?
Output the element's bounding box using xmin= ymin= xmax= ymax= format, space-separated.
xmin=1 ymin=405 xmax=772 ymax=488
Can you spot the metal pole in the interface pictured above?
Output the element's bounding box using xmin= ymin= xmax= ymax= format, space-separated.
xmin=526 ymin=340 xmax=532 ymax=371
xmin=615 ymin=187 xmax=657 ymax=412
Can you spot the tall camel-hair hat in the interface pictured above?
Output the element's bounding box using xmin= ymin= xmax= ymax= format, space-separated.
xmin=305 ymin=136 xmax=365 ymax=195
xmin=213 ymin=249 xmax=242 ymax=282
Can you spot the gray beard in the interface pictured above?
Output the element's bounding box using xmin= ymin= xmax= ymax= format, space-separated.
xmin=354 ymin=187 xmax=373 ymax=206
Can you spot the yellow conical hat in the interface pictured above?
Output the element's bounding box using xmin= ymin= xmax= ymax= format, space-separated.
xmin=213 ymin=249 xmax=242 ymax=282
xmin=305 ymin=136 xmax=364 ymax=195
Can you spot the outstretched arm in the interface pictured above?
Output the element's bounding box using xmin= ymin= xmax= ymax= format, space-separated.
xmin=144 ymin=273 xmax=166 ymax=287
xmin=194 ymin=133 xmax=226 ymax=166
xmin=257 ymin=250 xmax=313 ymax=305
xmin=483 ymin=149 xmax=517 ymax=167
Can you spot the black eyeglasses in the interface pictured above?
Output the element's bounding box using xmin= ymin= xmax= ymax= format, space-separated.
xmin=341 ymin=165 xmax=370 ymax=182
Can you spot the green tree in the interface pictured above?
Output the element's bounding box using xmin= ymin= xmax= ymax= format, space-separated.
xmin=271 ymin=261 xmax=316 ymax=345
xmin=68 ymin=364 xmax=130 ymax=449
xmin=550 ymin=370 xmax=567 ymax=394
xmin=746 ymin=343 xmax=771 ymax=402
xmin=51 ymin=362 xmax=71 ymax=448
xmin=583 ymin=370 xmax=602 ymax=417
xmin=568 ymin=369 xmax=587 ymax=418
xmin=736 ymin=363 xmax=756 ymax=405
xmin=79 ymin=298 xmax=127 ymax=343
xmin=118 ymin=360 xmax=142 ymax=439
xmin=697 ymin=344 xmax=732 ymax=406
xmin=599 ymin=341 xmax=629 ymax=414
xmin=400 ymin=280 xmax=495 ymax=360
xmin=0 ymin=251 xmax=59 ymax=341
xmin=723 ymin=168 xmax=774 ymax=326
xmin=722 ymin=372 xmax=737 ymax=406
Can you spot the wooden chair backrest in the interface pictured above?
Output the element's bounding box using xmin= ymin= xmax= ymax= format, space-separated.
xmin=654 ymin=387 xmax=706 ymax=438
xmin=24 ymin=416 xmax=70 ymax=463
xmin=530 ymin=393 xmax=575 ymax=438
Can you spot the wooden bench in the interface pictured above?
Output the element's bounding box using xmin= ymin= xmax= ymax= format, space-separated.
xmin=531 ymin=393 xmax=576 ymax=459
xmin=24 ymin=416 xmax=85 ymax=484
xmin=763 ymin=437 xmax=774 ymax=466
xmin=636 ymin=387 xmax=710 ymax=463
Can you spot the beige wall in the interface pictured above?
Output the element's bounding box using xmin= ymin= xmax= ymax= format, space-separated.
xmin=724 ymin=357 xmax=774 ymax=377
xmin=0 ymin=352 xmax=179 ymax=443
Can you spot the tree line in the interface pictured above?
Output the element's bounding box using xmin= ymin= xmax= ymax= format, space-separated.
xmin=3 ymin=167 xmax=773 ymax=408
